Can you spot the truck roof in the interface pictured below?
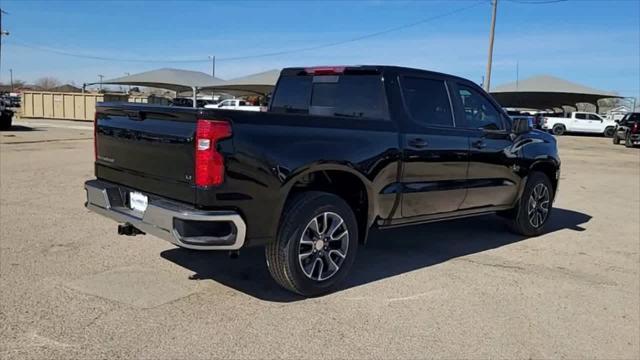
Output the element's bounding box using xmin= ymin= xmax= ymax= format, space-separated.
xmin=281 ymin=65 xmax=472 ymax=84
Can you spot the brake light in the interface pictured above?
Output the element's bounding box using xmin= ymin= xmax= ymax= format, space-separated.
xmin=632 ymin=122 xmax=639 ymax=134
xmin=305 ymin=66 xmax=345 ymax=75
xmin=93 ymin=112 xmax=98 ymax=161
xmin=195 ymin=119 xmax=232 ymax=187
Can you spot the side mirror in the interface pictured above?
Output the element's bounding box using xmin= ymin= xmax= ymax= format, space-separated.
xmin=615 ymin=120 xmax=620 ymax=124
xmin=512 ymin=118 xmax=530 ymax=135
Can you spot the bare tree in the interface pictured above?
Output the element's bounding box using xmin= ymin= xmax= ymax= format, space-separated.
xmin=12 ymin=79 xmax=26 ymax=88
xmin=0 ymin=79 xmax=26 ymax=88
xmin=35 ymin=77 xmax=62 ymax=90
xmin=598 ymin=97 xmax=624 ymax=113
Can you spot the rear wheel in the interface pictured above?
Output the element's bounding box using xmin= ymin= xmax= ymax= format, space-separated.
xmin=625 ymin=133 xmax=633 ymax=148
xmin=265 ymin=191 xmax=358 ymax=296
xmin=552 ymin=124 xmax=565 ymax=136
xmin=506 ymin=172 xmax=554 ymax=236
xmin=604 ymin=127 xmax=616 ymax=138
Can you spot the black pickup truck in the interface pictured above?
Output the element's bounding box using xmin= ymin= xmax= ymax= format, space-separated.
xmin=612 ymin=112 xmax=640 ymax=147
xmin=85 ymin=65 xmax=560 ymax=296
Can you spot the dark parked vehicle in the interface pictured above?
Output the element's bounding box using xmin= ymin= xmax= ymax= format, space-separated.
xmin=85 ymin=65 xmax=561 ymax=296
xmin=171 ymin=97 xmax=214 ymax=108
xmin=505 ymin=110 xmax=538 ymax=129
xmin=1 ymin=95 xmax=21 ymax=108
xmin=613 ymin=112 xmax=640 ymax=147
xmin=509 ymin=114 xmax=537 ymax=129
xmin=0 ymin=99 xmax=14 ymax=130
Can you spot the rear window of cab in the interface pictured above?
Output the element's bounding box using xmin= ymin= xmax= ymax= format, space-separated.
xmin=270 ymin=74 xmax=390 ymax=120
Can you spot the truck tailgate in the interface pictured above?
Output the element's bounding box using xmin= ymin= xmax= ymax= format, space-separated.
xmin=95 ymin=105 xmax=198 ymax=204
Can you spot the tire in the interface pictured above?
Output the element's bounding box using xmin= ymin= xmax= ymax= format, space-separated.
xmin=506 ymin=172 xmax=554 ymax=237
xmin=625 ymin=133 xmax=633 ymax=148
xmin=0 ymin=111 xmax=12 ymax=130
xmin=604 ymin=127 xmax=616 ymax=138
xmin=265 ymin=191 xmax=358 ymax=296
xmin=612 ymin=133 xmax=620 ymax=144
xmin=552 ymin=124 xmax=565 ymax=136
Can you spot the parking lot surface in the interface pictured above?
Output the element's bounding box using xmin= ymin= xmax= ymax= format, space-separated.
xmin=1 ymin=119 xmax=639 ymax=359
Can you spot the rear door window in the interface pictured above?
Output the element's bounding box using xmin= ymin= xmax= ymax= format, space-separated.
xmin=575 ymin=113 xmax=587 ymax=120
xmin=400 ymin=77 xmax=454 ymax=128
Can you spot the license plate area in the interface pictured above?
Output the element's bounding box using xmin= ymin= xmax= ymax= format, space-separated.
xmin=129 ymin=191 xmax=148 ymax=212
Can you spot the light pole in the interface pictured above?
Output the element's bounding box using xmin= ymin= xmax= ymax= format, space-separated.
xmin=484 ymin=0 xmax=498 ymax=92
xmin=208 ymin=55 xmax=215 ymax=77
xmin=98 ymin=74 xmax=104 ymax=92
xmin=9 ymin=68 xmax=13 ymax=93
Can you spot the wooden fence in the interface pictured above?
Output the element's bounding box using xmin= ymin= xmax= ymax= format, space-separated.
xmin=21 ymin=92 xmax=130 ymax=121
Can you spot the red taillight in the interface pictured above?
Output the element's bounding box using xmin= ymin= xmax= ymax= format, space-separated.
xmin=632 ymin=122 xmax=639 ymax=134
xmin=305 ymin=66 xmax=345 ymax=75
xmin=94 ymin=112 xmax=98 ymax=161
xmin=195 ymin=119 xmax=232 ymax=187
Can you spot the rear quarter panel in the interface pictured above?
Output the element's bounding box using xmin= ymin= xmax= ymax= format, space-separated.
xmin=198 ymin=110 xmax=401 ymax=245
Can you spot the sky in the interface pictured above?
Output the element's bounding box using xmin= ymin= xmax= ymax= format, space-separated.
xmin=1 ymin=0 xmax=639 ymax=98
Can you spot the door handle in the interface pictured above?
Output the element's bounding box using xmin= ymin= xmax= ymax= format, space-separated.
xmin=472 ymin=139 xmax=486 ymax=149
xmin=408 ymin=138 xmax=428 ymax=149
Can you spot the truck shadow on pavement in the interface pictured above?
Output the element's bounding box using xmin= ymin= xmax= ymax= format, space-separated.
xmin=161 ymin=208 xmax=591 ymax=302
xmin=1 ymin=125 xmax=40 ymax=132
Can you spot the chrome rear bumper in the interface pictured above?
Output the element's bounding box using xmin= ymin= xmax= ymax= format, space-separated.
xmin=84 ymin=179 xmax=246 ymax=250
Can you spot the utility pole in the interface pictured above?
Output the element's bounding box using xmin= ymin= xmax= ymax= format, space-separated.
xmin=0 ymin=8 xmax=10 ymax=84
xmin=9 ymin=68 xmax=13 ymax=93
xmin=209 ymin=55 xmax=215 ymax=77
xmin=484 ymin=0 xmax=498 ymax=92
xmin=98 ymin=74 xmax=104 ymax=91
xmin=125 ymin=72 xmax=130 ymax=93
xmin=516 ymin=60 xmax=519 ymax=90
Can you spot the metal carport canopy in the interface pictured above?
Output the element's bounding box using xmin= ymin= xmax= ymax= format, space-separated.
xmin=87 ymin=68 xmax=226 ymax=107
xmin=200 ymin=69 xmax=281 ymax=96
xmin=490 ymin=75 xmax=622 ymax=111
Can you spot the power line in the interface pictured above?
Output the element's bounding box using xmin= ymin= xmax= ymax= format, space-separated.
xmin=505 ymin=0 xmax=568 ymax=4
xmin=6 ymin=40 xmax=206 ymax=63
xmin=216 ymin=1 xmax=485 ymax=62
xmin=5 ymin=1 xmax=484 ymax=64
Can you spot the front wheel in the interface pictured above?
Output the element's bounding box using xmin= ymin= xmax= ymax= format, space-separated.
xmin=604 ymin=127 xmax=616 ymax=138
xmin=506 ymin=172 xmax=554 ymax=236
xmin=265 ymin=191 xmax=358 ymax=296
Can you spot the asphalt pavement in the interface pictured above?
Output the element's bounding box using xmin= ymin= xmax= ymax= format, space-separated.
xmin=1 ymin=119 xmax=638 ymax=359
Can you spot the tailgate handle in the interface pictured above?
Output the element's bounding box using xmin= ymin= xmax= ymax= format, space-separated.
xmin=124 ymin=110 xmax=146 ymax=121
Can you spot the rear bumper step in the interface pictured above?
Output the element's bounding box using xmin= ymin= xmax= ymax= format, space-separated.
xmin=84 ymin=179 xmax=246 ymax=250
